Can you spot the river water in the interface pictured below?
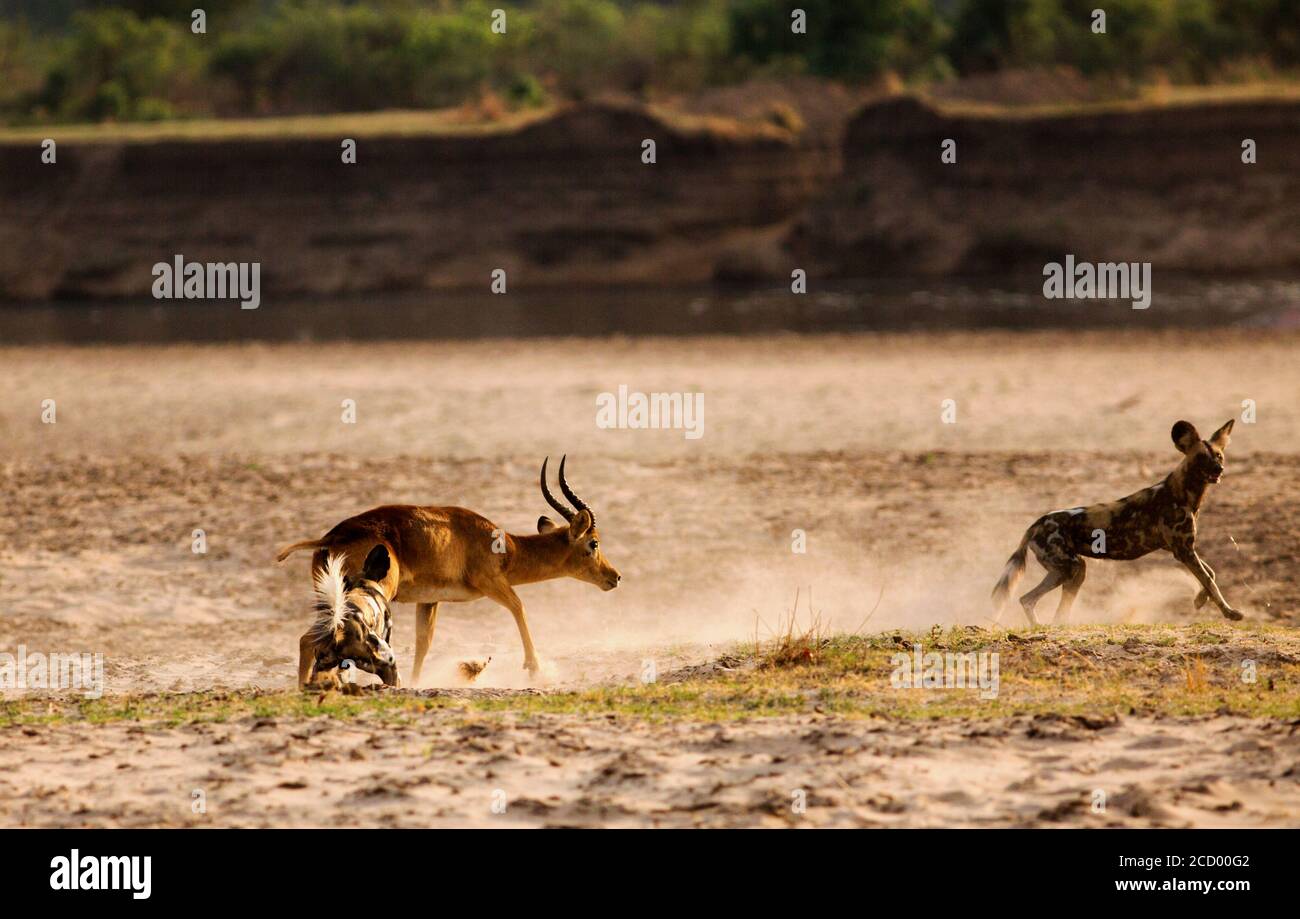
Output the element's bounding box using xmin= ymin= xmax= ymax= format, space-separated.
xmin=2 ymin=277 xmax=1298 ymax=344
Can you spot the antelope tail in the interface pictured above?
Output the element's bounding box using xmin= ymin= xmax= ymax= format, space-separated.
xmin=276 ymin=538 xmax=324 ymax=562
xmin=991 ymin=529 xmax=1032 ymax=613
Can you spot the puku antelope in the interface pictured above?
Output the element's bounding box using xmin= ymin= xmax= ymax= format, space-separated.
xmin=992 ymin=419 xmax=1243 ymax=625
xmin=300 ymin=545 xmax=399 ymax=689
xmin=276 ymin=456 xmax=621 ymax=684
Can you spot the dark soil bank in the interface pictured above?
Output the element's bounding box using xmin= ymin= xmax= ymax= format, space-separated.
xmin=800 ymin=96 xmax=1300 ymax=278
xmin=3 ymin=96 xmax=1300 ymax=302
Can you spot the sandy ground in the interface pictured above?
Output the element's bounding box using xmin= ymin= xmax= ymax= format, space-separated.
xmin=1 ymin=331 xmax=1297 ymax=826
xmin=5 ymin=710 xmax=1298 ymax=828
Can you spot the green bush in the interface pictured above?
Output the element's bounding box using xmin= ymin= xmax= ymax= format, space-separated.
xmin=505 ymin=72 xmax=550 ymax=109
xmin=946 ymin=0 xmax=1294 ymax=80
xmin=398 ymin=4 xmax=500 ymax=108
xmin=36 ymin=8 xmax=200 ymax=121
xmin=1 ymin=0 xmax=1297 ymax=125
xmin=728 ymin=0 xmax=949 ymax=80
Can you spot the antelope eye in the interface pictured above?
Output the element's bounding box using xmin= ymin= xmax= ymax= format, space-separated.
xmin=588 ymin=540 xmax=598 ymax=551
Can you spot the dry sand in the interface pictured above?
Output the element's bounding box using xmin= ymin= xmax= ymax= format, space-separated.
xmin=5 ymin=709 xmax=1297 ymax=828
xmin=1 ymin=331 xmax=1297 ymax=826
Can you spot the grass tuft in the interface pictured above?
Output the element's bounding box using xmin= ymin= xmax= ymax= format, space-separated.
xmin=756 ymin=589 xmax=829 ymax=669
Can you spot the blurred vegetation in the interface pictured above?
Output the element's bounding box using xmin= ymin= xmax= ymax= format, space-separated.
xmin=0 ymin=0 xmax=1297 ymax=124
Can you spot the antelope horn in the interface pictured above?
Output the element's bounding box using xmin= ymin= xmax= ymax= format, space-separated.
xmin=558 ymin=455 xmax=594 ymax=526
xmin=539 ymin=456 xmax=574 ymax=521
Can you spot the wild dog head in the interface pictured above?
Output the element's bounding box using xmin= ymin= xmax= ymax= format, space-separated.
xmin=309 ymin=545 xmax=399 ymax=686
xmin=536 ymin=455 xmax=622 ymax=591
xmin=1172 ymin=419 xmax=1234 ymax=487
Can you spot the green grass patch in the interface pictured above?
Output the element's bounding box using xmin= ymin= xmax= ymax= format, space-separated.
xmin=3 ymin=623 xmax=1297 ymax=729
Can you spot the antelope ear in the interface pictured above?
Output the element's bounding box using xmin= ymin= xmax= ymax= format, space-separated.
xmin=1171 ymin=420 xmax=1201 ymax=454
xmin=568 ymin=508 xmax=593 ymax=540
xmin=360 ymin=544 xmax=391 ymax=583
xmin=1209 ymin=419 xmax=1234 ymax=449
xmin=537 ymin=516 xmax=560 ymax=533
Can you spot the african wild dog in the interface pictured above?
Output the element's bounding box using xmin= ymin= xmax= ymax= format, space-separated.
xmin=277 ymin=456 xmax=621 ymax=684
xmin=992 ymin=419 xmax=1242 ymax=625
xmin=298 ymin=544 xmax=399 ymax=689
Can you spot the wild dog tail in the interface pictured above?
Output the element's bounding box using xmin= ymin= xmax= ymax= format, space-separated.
xmin=276 ymin=538 xmax=324 ymax=562
xmin=991 ymin=527 xmax=1032 ymax=614
xmin=310 ymin=553 xmax=350 ymax=637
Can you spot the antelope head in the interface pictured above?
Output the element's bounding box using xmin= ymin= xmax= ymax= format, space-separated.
xmin=537 ymin=456 xmax=622 ymax=591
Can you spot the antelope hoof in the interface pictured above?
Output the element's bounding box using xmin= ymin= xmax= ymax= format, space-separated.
xmin=1194 ymin=591 xmax=1209 ymax=610
xmin=1221 ymin=607 xmax=1244 ymax=621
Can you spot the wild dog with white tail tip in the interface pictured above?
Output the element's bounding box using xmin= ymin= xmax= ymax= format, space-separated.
xmin=278 ymin=456 xmax=621 ymax=685
xmin=992 ymin=419 xmax=1242 ymax=625
xmin=298 ymin=545 xmax=399 ymax=689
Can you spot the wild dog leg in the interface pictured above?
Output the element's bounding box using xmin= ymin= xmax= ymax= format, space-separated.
xmin=1053 ymin=558 xmax=1086 ymax=624
xmin=1193 ymin=560 xmax=1216 ymax=610
xmin=1174 ymin=548 xmax=1242 ymax=620
xmin=1021 ymin=535 xmax=1075 ymax=626
xmin=411 ymin=602 xmax=439 ymax=685
xmin=1018 ymin=570 xmax=1066 ymax=626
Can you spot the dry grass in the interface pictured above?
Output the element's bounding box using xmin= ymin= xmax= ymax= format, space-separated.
xmin=0 ymin=98 xmax=785 ymax=147
xmin=0 ymin=106 xmax=555 ymax=145
xmin=924 ymin=80 xmax=1300 ymax=120
xmin=754 ymin=589 xmax=831 ymax=669
xmin=1182 ymin=655 xmax=1210 ymax=692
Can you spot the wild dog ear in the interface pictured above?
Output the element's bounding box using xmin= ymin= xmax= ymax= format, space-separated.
xmin=1171 ymin=420 xmax=1201 ymax=453
xmin=537 ymin=516 xmax=560 ymax=533
xmin=1209 ymin=419 xmax=1234 ymax=449
xmin=567 ymin=508 xmax=593 ymax=540
xmin=360 ymin=544 xmax=391 ymax=583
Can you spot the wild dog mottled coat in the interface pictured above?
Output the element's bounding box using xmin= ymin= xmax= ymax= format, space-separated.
xmin=992 ymin=419 xmax=1241 ymax=625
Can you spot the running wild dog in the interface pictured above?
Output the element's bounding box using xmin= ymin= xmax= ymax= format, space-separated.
xmin=277 ymin=456 xmax=621 ymax=684
xmin=992 ymin=419 xmax=1242 ymax=625
xmin=299 ymin=545 xmax=399 ymax=689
